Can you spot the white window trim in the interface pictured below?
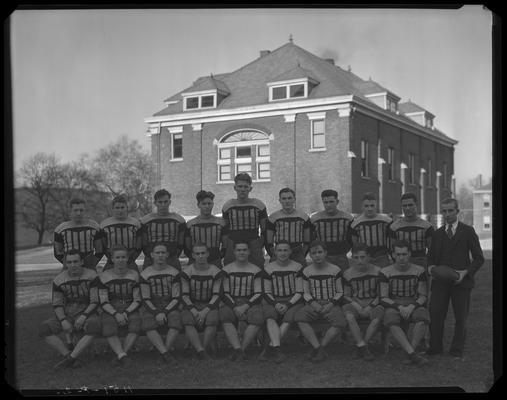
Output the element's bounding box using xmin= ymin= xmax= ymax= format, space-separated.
xmin=256 ymin=162 xmax=271 ymax=181
xmin=170 ymin=133 xmax=183 ymax=161
xmin=217 ymin=164 xmax=232 ymax=182
xmin=483 ymin=215 xmax=491 ymax=231
xmin=268 ymin=80 xmax=309 ymax=102
xmin=310 ymin=118 xmax=326 ymax=150
xmin=235 ymin=157 xmax=252 ymax=164
xmin=217 ymin=159 xmax=230 ymax=165
xmin=183 ymin=92 xmax=217 ymax=111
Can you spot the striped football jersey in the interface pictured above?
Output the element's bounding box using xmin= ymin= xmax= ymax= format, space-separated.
xmin=52 ymin=268 xmax=99 ymax=316
xmin=222 ymin=262 xmax=263 ymax=306
xmin=266 ymin=209 xmax=311 ymax=247
xmin=350 ymin=214 xmax=393 ymax=257
xmin=301 ymin=263 xmax=343 ymax=304
xmin=180 ymin=263 xmax=224 ymax=309
xmin=185 ymin=215 xmax=229 ymax=261
xmin=98 ymin=269 xmax=141 ymax=315
xmin=388 ymin=217 xmax=434 ymax=257
xmin=140 ymin=265 xmax=180 ymax=313
xmin=53 ymin=219 xmax=102 ymax=265
xmin=100 ymin=216 xmax=142 ymax=263
xmin=342 ymin=264 xmax=381 ymax=307
xmin=310 ymin=210 xmax=354 ymax=255
xmin=379 ymin=263 xmax=428 ymax=308
xmin=221 ymin=198 xmax=267 ymax=242
xmin=263 ymin=260 xmax=303 ymax=305
xmin=140 ymin=212 xmax=186 ymax=258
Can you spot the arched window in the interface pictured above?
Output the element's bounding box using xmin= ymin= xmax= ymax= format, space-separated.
xmin=217 ymin=129 xmax=271 ymax=182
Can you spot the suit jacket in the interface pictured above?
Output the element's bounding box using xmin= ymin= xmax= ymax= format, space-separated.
xmin=427 ymin=221 xmax=484 ymax=289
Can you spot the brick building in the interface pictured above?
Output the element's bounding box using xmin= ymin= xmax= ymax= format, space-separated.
xmin=473 ymin=178 xmax=492 ymax=239
xmin=145 ymin=41 xmax=457 ymax=218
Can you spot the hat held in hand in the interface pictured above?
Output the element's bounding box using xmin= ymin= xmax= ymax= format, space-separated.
xmin=431 ymin=265 xmax=459 ymax=283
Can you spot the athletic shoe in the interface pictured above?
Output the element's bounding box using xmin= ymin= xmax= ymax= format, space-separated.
xmin=311 ymin=347 xmax=327 ymax=363
xmin=161 ymin=351 xmax=178 ymax=364
xmin=306 ymin=348 xmax=319 ymax=361
xmin=54 ymin=355 xmax=75 ymax=371
xmin=359 ymin=345 xmax=375 ymax=361
xmin=196 ymin=350 xmax=212 ymax=361
xmin=272 ymin=347 xmax=287 ymax=364
xmin=404 ymin=352 xmax=429 ymax=366
xmin=424 ymin=347 xmax=443 ymax=356
xmin=71 ymin=359 xmax=84 ymax=369
xmin=257 ymin=346 xmax=272 ymax=361
xmin=119 ymin=355 xmax=132 ymax=367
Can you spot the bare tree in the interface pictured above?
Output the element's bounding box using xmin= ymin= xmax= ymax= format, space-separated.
xmin=17 ymin=153 xmax=61 ymax=244
xmin=90 ymin=135 xmax=154 ymax=216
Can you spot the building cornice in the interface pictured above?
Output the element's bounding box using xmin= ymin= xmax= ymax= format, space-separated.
xmin=145 ymin=94 xmax=457 ymax=147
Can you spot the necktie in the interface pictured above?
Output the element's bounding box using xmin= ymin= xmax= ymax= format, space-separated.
xmin=446 ymin=224 xmax=453 ymax=238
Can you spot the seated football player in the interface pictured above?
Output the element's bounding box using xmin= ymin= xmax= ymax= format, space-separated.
xmin=294 ymin=241 xmax=347 ymax=362
xmin=180 ymin=243 xmax=224 ymax=360
xmin=260 ymin=240 xmax=304 ymax=363
xmin=342 ymin=243 xmax=384 ymax=361
xmin=379 ymin=240 xmax=430 ymax=366
xmin=98 ymin=245 xmax=142 ymax=366
xmin=219 ymin=242 xmax=264 ymax=361
xmin=139 ymin=242 xmax=182 ymax=364
xmin=39 ymin=249 xmax=102 ymax=370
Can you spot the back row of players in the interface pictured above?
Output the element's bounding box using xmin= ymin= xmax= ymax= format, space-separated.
xmin=54 ymin=172 xmax=433 ymax=272
xmin=44 ymin=172 xmax=442 ymax=369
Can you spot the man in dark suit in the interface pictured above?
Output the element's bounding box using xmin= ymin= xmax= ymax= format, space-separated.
xmin=426 ymin=198 xmax=484 ymax=358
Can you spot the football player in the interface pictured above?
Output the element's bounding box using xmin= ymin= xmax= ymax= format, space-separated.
xmin=222 ymin=173 xmax=268 ymax=268
xmin=351 ymin=192 xmax=393 ymax=268
xmin=140 ymin=189 xmax=186 ymax=270
xmin=310 ymin=190 xmax=353 ymax=270
xmin=184 ymin=190 xmax=229 ymax=268
xmin=39 ymin=250 xmax=102 ymax=370
xmin=379 ymin=240 xmax=429 ymax=366
xmin=53 ymin=198 xmax=103 ymax=270
xmin=294 ymin=240 xmax=347 ymax=362
xmin=342 ymin=243 xmax=384 ymax=361
xmin=265 ymin=188 xmax=311 ymax=267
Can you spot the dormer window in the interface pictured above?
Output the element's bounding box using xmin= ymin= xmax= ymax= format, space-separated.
xmin=425 ymin=117 xmax=433 ymax=129
xmin=183 ymin=91 xmax=217 ymax=110
xmin=387 ymin=97 xmax=398 ymax=112
xmin=269 ymin=81 xmax=309 ymax=101
xmin=267 ymin=74 xmax=319 ymax=102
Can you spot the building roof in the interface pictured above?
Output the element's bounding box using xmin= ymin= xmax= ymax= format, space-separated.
xmin=152 ymin=41 xmax=453 ymax=144
xmin=399 ymin=100 xmax=435 ymax=117
xmin=475 ymin=182 xmax=492 ymax=191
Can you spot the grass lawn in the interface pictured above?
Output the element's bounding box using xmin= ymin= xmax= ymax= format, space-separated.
xmin=13 ymin=260 xmax=494 ymax=393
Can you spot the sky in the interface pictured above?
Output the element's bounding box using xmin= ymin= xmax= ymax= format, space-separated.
xmin=10 ymin=6 xmax=493 ymax=188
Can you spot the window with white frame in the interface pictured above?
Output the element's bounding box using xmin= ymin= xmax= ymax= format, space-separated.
xmin=361 ymin=140 xmax=369 ymax=178
xmin=171 ymin=133 xmax=183 ymax=160
xmin=311 ymin=119 xmax=325 ymax=150
xmin=387 ymin=147 xmax=395 ymax=181
xmin=183 ymin=93 xmax=216 ymax=110
xmin=483 ymin=215 xmax=491 ymax=230
xmin=217 ymin=130 xmax=271 ymax=182
xmin=408 ymin=154 xmax=415 ymax=184
xmin=483 ymin=194 xmax=491 ymax=209
xmin=270 ymin=83 xmax=307 ymax=101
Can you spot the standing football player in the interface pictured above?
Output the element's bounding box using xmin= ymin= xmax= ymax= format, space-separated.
xmin=310 ymin=190 xmax=354 ymax=270
xmin=100 ymin=195 xmax=142 ymax=271
xmin=185 ymin=190 xmax=229 ymax=268
xmin=351 ymin=192 xmax=392 ymax=268
xmin=53 ymin=198 xmax=103 ymax=270
xmin=265 ymin=188 xmax=311 ymax=267
xmin=222 ymin=173 xmax=268 ymax=268
xmin=140 ymin=189 xmax=186 ymax=270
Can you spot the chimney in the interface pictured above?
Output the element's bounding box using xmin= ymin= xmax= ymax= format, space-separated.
xmin=260 ymin=50 xmax=270 ymax=57
xmin=324 ymin=58 xmax=335 ymax=65
xmin=477 ymin=174 xmax=482 ymax=188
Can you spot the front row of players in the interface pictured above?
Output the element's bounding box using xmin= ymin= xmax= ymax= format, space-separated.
xmin=40 ymin=239 xmax=430 ymax=370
